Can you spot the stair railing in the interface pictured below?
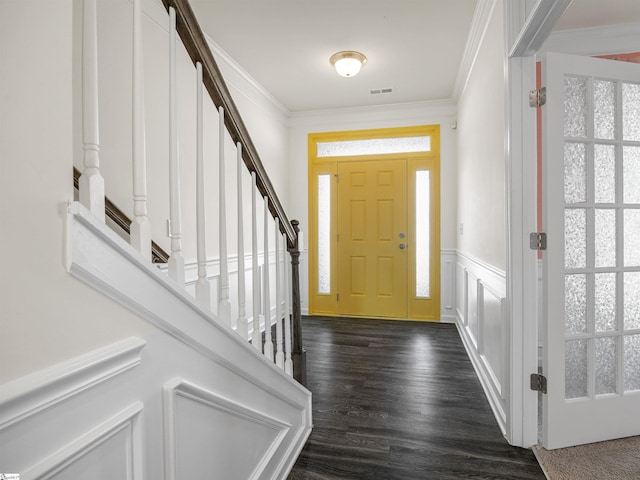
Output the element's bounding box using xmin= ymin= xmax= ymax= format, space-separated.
xmin=76 ymin=0 xmax=305 ymax=383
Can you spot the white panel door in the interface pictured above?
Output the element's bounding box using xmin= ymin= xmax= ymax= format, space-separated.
xmin=542 ymin=52 xmax=640 ymax=450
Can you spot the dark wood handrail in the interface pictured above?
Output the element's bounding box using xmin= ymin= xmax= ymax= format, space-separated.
xmin=73 ymin=167 xmax=170 ymax=264
xmin=161 ymin=0 xmax=297 ymax=249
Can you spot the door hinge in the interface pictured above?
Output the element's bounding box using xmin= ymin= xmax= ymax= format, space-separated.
xmin=529 ymin=87 xmax=546 ymax=108
xmin=530 ymin=373 xmax=547 ymax=394
xmin=530 ymin=232 xmax=547 ymax=251
xmin=336 ymin=293 xmax=339 ymax=302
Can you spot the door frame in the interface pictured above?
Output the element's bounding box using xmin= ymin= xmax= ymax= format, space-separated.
xmin=307 ymin=125 xmax=441 ymax=320
xmin=506 ymin=0 xmax=640 ymax=448
xmin=503 ymin=0 xmax=573 ymax=448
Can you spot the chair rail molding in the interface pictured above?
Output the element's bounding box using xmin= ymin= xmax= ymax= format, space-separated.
xmin=0 ymin=337 xmax=146 ymax=431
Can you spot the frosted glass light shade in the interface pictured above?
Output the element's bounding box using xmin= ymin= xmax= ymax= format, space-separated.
xmin=330 ymin=51 xmax=367 ymax=77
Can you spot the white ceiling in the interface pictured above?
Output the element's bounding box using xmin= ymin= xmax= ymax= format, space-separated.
xmin=189 ymin=0 xmax=640 ymax=113
xmin=553 ymin=0 xmax=640 ymax=31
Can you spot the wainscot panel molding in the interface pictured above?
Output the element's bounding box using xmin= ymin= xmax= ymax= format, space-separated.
xmin=0 ymin=337 xmax=145 ymax=431
xmin=455 ymin=251 xmax=507 ymax=435
xmin=22 ymin=402 xmax=144 ymax=480
xmin=164 ymin=379 xmax=295 ymax=480
xmin=440 ymin=250 xmax=457 ymax=323
xmin=51 ymin=202 xmax=312 ymax=479
xmin=159 ymin=251 xmax=289 ymax=336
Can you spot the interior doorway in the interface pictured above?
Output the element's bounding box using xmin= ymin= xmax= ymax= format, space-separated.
xmin=308 ymin=125 xmax=441 ymax=320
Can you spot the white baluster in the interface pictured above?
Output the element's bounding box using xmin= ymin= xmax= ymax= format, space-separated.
xmin=194 ymin=62 xmax=211 ymax=309
xmin=274 ymin=218 xmax=284 ymax=369
xmin=168 ymin=7 xmax=184 ymax=284
xmin=263 ymin=197 xmax=273 ymax=361
xmin=218 ymin=107 xmax=231 ymax=325
xmin=130 ymin=0 xmax=151 ymax=259
xmin=284 ymin=233 xmax=293 ymax=376
xmin=251 ymin=172 xmax=261 ymax=351
xmin=236 ymin=143 xmax=248 ymax=340
xmin=79 ymin=0 xmax=105 ymax=222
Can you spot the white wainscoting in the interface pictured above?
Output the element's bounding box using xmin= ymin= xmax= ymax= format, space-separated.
xmin=455 ymin=251 xmax=508 ymax=435
xmin=440 ymin=250 xmax=457 ymax=323
xmin=0 ymin=203 xmax=312 ymax=478
xmin=159 ymin=245 xmax=309 ymax=331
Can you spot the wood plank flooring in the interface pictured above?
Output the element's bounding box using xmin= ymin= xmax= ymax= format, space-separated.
xmin=288 ymin=316 xmax=545 ymax=480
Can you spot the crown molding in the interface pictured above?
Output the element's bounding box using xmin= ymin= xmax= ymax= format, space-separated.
xmin=288 ymin=99 xmax=457 ymax=128
xmin=452 ymin=0 xmax=497 ymax=103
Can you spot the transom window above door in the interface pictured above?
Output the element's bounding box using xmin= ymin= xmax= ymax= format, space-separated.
xmin=316 ymin=136 xmax=431 ymax=157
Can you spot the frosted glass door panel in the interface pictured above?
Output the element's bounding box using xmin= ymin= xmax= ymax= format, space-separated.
xmin=594 ymin=144 xmax=616 ymax=203
xmin=595 ymin=209 xmax=616 ymax=267
xmin=594 ymin=80 xmax=616 ymax=140
xmin=564 ymin=209 xmax=586 ymax=268
xmin=624 ymin=272 xmax=640 ymax=330
xmin=623 ymin=146 xmax=640 ymax=203
xmin=622 ymin=83 xmax=640 ymax=141
xmin=595 ymin=337 xmax=617 ymax=395
xmin=624 ymin=335 xmax=640 ymax=392
xmin=624 ymin=210 xmax=640 ymax=266
xmin=543 ymin=52 xmax=640 ymax=450
xmin=564 ymin=77 xmax=588 ymax=137
xmin=565 ymin=339 xmax=588 ymax=399
xmin=595 ymin=273 xmax=617 ymax=332
xmin=565 ymin=274 xmax=587 ymax=334
xmin=564 ymin=143 xmax=587 ymax=203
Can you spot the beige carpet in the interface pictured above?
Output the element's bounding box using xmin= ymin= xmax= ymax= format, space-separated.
xmin=533 ymin=436 xmax=640 ymax=480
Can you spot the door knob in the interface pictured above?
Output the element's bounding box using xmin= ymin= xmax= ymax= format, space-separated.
xmin=399 ymin=243 xmax=406 ymax=250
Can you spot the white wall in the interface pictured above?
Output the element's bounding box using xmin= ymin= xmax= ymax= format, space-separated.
xmin=0 ymin=0 xmax=151 ymax=384
xmin=288 ymin=101 xmax=459 ymax=313
xmin=457 ymin=1 xmax=506 ymax=271
xmin=454 ymin=0 xmax=509 ymax=436
xmin=83 ymin=0 xmax=292 ymax=267
xmin=0 ymin=3 xmax=311 ymax=476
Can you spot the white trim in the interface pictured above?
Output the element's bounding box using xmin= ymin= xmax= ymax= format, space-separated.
xmin=22 ymin=402 xmax=144 ymax=480
xmin=504 ymin=1 xmax=542 ymax=448
xmin=64 ymin=202 xmax=311 ymax=410
xmin=289 ymin=99 xmax=457 ymax=125
xmin=163 ymin=378 xmax=294 ymax=480
xmin=455 ymin=252 xmax=508 ymax=435
xmin=452 ymin=0 xmax=498 ymax=102
xmin=509 ymin=0 xmax=573 ymax=57
xmin=539 ymin=23 xmax=640 ymax=57
xmin=440 ymin=250 xmax=458 ymax=323
xmin=0 ymin=337 xmax=145 ymax=431
xmin=455 ymin=250 xmax=506 ymax=293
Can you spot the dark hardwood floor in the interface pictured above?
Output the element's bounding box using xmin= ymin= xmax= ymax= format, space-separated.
xmin=288 ymin=316 xmax=545 ymax=480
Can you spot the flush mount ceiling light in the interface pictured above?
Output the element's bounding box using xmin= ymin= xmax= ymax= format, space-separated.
xmin=329 ymin=51 xmax=367 ymax=78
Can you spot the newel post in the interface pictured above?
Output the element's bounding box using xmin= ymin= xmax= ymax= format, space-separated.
xmin=289 ymin=220 xmax=306 ymax=385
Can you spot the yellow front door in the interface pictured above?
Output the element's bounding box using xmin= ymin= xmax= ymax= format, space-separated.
xmin=308 ymin=125 xmax=440 ymax=321
xmin=337 ymin=159 xmax=407 ymax=318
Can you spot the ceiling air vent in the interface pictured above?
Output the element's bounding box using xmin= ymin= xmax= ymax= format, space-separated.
xmin=369 ymin=87 xmax=393 ymax=95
